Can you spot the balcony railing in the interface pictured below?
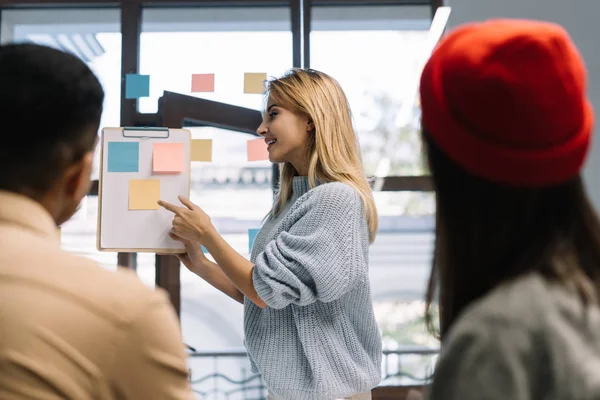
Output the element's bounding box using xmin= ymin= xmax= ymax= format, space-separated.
xmin=187 ymin=346 xmax=438 ymax=400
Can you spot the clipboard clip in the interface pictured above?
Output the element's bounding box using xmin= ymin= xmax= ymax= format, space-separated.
xmin=122 ymin=126 xmax=170 ymax=139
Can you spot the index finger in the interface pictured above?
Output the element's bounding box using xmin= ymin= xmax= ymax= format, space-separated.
xmin=178 ymin=195 xmax=197 ymax=210
xmin=157 ymin=200 xmax=182 ymax=214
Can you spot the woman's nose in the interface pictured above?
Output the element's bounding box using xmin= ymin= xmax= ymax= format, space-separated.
xmin=256 ymin=122 xmax=267 ymax=136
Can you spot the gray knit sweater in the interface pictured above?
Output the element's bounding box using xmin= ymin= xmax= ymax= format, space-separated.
xmin=245 ymin=176 xmax=382 ymax=400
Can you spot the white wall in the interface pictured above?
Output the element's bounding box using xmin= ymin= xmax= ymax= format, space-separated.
xmin=446 ymin=0 xmax=600 ymax=210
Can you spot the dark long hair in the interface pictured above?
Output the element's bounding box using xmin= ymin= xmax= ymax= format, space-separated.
xmin=423 ymin=131 xmax=600 ymax=341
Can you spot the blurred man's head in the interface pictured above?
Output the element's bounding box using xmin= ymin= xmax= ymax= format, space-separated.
xmin=0 ymin=43 xmax=104 ymax=225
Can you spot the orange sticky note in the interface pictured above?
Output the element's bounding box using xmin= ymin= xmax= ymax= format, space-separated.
xmin=191 ymin=73 xmax=215 ymax=93
xmin=244 ymin=72 xmax=267 ymax=94
xmin=191 ymin=139 xmax=212 ymax=162
xmin=129 ymin=179 xmax=160 ymax=210
xmin=247 ymin=138 xmax=269 ymax=161
xmin=153 ymin=142 xmax=185 ymax=173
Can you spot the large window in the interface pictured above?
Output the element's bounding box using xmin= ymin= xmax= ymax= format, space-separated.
xmin=139 ymin=7 xmax=292 ymax=113
xmin=311 ymin=5 xmax=430 ymax=177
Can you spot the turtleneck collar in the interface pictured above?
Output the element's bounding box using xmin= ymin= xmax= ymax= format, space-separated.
xmin=292 ymin=176 xmax=311 ymax=198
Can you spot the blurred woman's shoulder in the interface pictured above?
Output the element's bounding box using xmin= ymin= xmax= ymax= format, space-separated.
xmin=433 ymin=271 xmax=600 ymax=399
xmin=454 ymin=272 xmax=600 ymax=333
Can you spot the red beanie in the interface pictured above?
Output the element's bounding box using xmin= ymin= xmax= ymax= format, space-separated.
xmin=419 ymin=19 xmax=594 ymax=187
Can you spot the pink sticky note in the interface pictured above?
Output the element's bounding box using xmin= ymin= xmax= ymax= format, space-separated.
xmin=153 ymin=143 xmax=185 ymax=173
xmin=191 ymin=73 xmax=215 ymax=93
xmin=247 ymin=138 xmax=269 ymax=161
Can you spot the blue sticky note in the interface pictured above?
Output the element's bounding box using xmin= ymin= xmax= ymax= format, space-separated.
xmin=248 ymin=228 xmax=260 ymax=253
xmin=125 ymin=74 xmax=150 ymax=99
xmin=107 ymin=142 xmax=139 ymax=172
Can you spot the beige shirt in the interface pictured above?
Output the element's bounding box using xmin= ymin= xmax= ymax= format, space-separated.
xmin=0 ymin=191 xmax=194 ymax=399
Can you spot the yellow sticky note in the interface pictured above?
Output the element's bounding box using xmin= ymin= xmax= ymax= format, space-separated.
xmin=153 ymin=142 xmax=185 ymax=173
xmin=247 ymin=137 xmax=269 ymax=161
xmin=191 ymin=139 xmax=213 ymax=162
xmin=244 ymin=72 xmax=267 ymax=94
xmin=129 ymin=179 xmax=160 ymax=210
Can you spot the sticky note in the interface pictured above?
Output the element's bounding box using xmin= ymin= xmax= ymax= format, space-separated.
xmin=153 ymin=142 xmax=185 ymax=173
xmin=247 ymin=138 xmax=269 ymax=161
xmin=248 ymin=228 xmax=260 ymax=253
xmin=125 ymin=74 xmax=150 ymax=99
xmin=201 ymin=245 xmax=208 ymax=254
xmin=129 ymin=179 xmax=160 ymax=210
xmin=244 ymin=72 xmax=267 ymax=94
xmin=108 ymin=142 xmax=139 ymax=172
xmin=191 ymin=139 xmax=212 ymax=162
xmin=191 ymin=73 xmax=215 ymax=93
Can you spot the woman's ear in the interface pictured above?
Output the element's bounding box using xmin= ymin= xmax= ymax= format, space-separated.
xmin=306 ymin=119 xmax=315 ymax=133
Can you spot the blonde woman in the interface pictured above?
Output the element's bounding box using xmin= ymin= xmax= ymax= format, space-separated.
xmin=159 ymin=68 xmax=382 ymax=400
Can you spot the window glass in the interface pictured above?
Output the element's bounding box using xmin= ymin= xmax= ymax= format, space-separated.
xmin=140 ymin=7 xmax=292 ymax=113
xmin=310 ymin=5 xmax=431 ymax=177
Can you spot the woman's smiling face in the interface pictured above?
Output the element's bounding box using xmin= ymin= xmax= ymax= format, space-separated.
xmin=256 ymin=97 xmax=313 ymax=173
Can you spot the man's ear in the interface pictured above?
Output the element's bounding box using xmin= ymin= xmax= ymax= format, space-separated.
xmin=64 ymin=151 xmax=94 ymax=200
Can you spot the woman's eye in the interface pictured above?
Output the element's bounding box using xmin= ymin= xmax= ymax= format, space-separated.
xmin=269 ymin=112 xmax=278 ymax=118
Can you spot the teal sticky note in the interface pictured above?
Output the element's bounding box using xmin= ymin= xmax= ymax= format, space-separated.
xmin=248 ymin=228 xmax=260 ymax=253
xmin=125 ymin=74 xmax=150 ymax=99
xmin=108 ymin=142 xmax=139 ymax=172
xmin=201 ymin=245 xmax=208 ymax=254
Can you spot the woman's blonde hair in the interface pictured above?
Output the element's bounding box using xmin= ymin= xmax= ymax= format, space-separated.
xmin=265 ymin=68 xmax=378 ymax=243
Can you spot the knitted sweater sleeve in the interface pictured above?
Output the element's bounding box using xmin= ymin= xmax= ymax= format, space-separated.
xmin=252 ymin=182 xmax=369 ymax=309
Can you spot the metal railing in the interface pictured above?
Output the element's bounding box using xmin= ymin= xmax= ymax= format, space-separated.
xmin=187 ymin=346 xmax=439 ymax=400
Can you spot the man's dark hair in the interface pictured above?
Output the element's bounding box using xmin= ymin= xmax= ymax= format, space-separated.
xmin=0 ymin=43 xmax=104 ymax=198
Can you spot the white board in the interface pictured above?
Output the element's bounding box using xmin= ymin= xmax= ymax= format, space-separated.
xmin=97 ymin=127 xmax=191 ymax=253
